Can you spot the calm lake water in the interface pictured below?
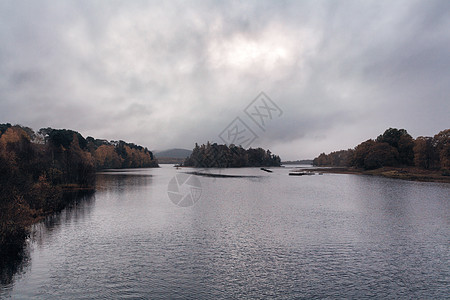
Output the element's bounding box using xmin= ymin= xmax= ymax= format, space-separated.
xmin=1 ymin=165 xmax=449 ymax=299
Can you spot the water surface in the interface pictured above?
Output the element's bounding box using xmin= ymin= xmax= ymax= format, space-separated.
xmin=1 ymin=165 xmax=449 ymax=299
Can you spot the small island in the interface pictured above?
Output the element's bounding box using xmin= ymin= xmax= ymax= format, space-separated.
xmin=183 ymin=142 xmax=281 ymax=168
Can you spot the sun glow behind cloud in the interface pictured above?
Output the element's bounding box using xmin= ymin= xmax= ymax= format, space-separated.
xmin=207 ymin=25 xmax=317 ymax=72
xmin=1 ymin=1 xmax=449 ymax=159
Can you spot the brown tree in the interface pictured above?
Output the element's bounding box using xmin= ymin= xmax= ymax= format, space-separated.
xmin=433 ymin=129 xmax=450 ymax=169
xmin=94 ymin=145 xmax=123 ymax=169
xmin=413 ymin=137 xmax=437 ymax=169
xmin=351 ymin=139 xmax=398 ymax=170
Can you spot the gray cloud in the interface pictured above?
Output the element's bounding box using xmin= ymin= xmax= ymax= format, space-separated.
xmin=1 ymin=0 xmax=449 ymax=160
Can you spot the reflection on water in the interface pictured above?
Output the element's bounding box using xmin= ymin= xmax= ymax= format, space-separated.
xmin=1 ymin=166 xmax=449 ymax=299
xmin=0 ymin=245 xmax=30 ymax=287
xmin=31 ymin=191 xmax=96 ymax=247
xmin=96 ymin=173 xmax=153 ymax=191
xmin=0 ymin=190 xmax=95 ymax=295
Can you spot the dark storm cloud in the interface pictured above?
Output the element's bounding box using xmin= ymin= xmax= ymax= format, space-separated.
xmin=0 ymin=0 xmax=449 ymax=159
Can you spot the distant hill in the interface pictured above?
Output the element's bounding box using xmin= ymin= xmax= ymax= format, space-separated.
xmin=154 ymin=148 xmax=192 ymax=159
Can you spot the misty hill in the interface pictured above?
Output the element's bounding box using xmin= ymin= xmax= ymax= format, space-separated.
xmin=154 ymin=148 xmax=192 ymax=159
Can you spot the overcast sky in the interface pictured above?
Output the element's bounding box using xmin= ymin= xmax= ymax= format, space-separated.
xmin=1 ymin=0 xmax=449 ymax=160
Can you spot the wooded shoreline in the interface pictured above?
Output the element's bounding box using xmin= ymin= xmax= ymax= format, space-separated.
xmin=0 ymin=123 xmax=159 ymax=257
xmin=297 ymin=166 xmax=450 ymax=183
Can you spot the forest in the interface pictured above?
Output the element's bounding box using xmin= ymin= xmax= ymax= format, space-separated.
xmin=183 ymin=142 xmax=281 ymax=168
xmin=313 ymin=128 xmax=450 ymax=172
xmin=0 ymin=123 xmax=158 ymax=255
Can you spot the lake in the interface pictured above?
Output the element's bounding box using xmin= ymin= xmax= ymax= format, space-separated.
xmin=1 ymin=165 xmax=449 ymax=299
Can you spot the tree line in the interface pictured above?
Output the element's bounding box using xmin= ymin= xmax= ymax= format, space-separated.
xmin=0 ymin=123 xmax=158 ymax=255
xmin=183 ymin=142 xmax=281 ymax=168
xmin=313 ymin=128 xmax=450 ymax=171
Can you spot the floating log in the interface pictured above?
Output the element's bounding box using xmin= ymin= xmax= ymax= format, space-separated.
xmin=289 ymin=172 xmax=314 ymax=176
xmin=260 ymin=167 xmax=273 ymax=173
xmin=186 ymin=171 xmax=260 ymax=178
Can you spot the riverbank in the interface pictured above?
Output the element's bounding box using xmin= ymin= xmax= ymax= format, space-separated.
xmin=0 ymin=184 xmax=95 ymax=257
xmin=297 ymin=167 xmax=450 ymax=183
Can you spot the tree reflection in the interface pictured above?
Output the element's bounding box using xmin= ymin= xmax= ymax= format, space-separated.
xmin=0 ymin=241 xmax=30 ymax=287
xmin=0 ymin=190 xmax=95 ymax=292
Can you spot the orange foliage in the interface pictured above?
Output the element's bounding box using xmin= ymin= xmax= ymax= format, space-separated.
xmin=94 ymin=145 xmax=123 ymax=169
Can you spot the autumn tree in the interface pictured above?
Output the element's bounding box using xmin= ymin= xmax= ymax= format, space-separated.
xmin=0 ymin=123 xmax=157 ymax=255
xmin=413 ymin=137 xmax=437 ymax=169
xmin=313 ymin=153 xmax=329 ymax=166
xmin=0 ymin=127 xmax=49 ymax=254
xmin=313 ymin=150 xmax=353 ymax=167
xmin=376 ymin=128 xmax=414 ymax=165
xmin=348 ymin=139 xmax=399 ymax=170
xmin=364 ymin=143 xmax=399 ymax=170
xmin=440 ymin=143 xmax=450 ymax=170
xmin=94 ymin=145 xmax=123 ymax=169
xmin=430 ymin=129 xmax=449 ymax=169
xmin=65 ymin=134 xmax=95 ymax=186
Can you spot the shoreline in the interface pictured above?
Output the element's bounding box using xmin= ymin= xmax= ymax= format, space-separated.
xmin=296 ymin=166 xmax=450 ymax=183
xmin=0 ymin=186 xmax=95 ymax=257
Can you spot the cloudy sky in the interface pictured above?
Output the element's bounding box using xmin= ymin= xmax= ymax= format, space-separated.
xmin=0 ymin=0 xmax=449 ymax=160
